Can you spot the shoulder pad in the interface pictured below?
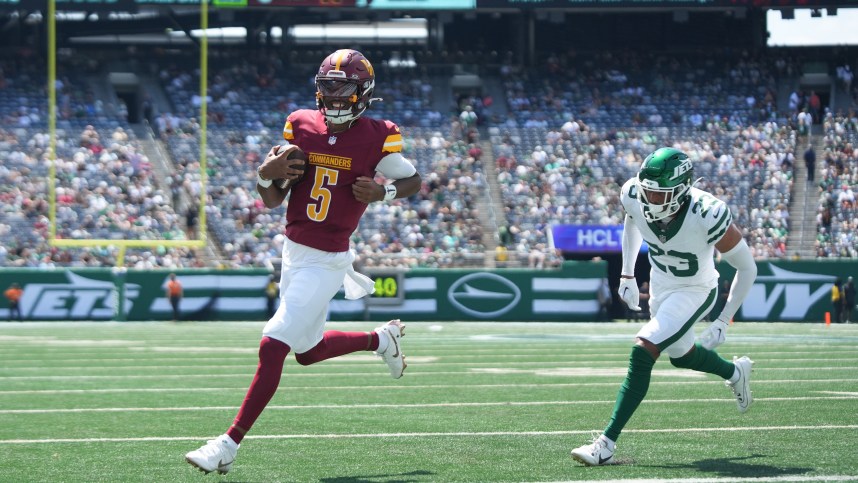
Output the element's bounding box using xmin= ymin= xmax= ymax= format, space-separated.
xmin=688 ymin=191 xmax=732 ymax=244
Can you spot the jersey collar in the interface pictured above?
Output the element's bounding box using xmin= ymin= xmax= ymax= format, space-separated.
xmin=645 ymin=200 xmax=690 ymax=243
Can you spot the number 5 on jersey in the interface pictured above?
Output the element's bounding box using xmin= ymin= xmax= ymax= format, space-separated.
xmin=307 ymin=167 xmax=338 ymax=222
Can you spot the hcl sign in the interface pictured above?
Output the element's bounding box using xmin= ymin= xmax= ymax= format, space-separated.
xmin=551 ymin=225 xmax=648 ymax=253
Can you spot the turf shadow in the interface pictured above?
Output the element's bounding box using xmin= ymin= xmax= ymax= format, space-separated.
xmin=653 ymin=454 xmax=813 ymax=478
xmin=318 ymin=469 xmax=435 ymax=483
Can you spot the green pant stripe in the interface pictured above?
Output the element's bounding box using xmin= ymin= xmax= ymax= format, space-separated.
xmin=656 ymin=287 xmax=717 ymax=352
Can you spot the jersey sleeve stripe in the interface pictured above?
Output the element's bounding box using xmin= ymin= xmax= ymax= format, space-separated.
xmin=707 ymin=209 xmax=731 ymax=235
xmin=383 ymin=134 xmax=403 ymax=152
xmin=283 ymin=121 xmax=294 ymax=140
xmin=707 ymin=224 xmax=730 ymax=244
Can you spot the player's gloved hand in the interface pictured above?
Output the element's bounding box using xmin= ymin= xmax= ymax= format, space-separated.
xmin=699 ymin=317 xmax=729 ymax=350
xmin=617 ymin=277 xmax=640 ymax=311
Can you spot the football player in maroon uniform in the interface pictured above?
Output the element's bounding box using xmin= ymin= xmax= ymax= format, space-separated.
xmin=186 ymin=49 xmax=422 ymax=475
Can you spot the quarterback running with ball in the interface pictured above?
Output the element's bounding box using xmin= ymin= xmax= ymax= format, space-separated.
xmin=185 ymin=49 xmax=422 ymax=476
xmin=570 ymin=147 xmax=758 ymax=466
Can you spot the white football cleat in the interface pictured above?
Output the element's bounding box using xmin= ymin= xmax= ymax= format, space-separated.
xmin=375 ymin=319 xmax=406 ymax=379
xmin=727 ymin=355 xmax=754 ymax=413
xmin=570 ymin=435 xmax=615 ymax=466
xmin=185 ymin=435 xmax=238 ymax=475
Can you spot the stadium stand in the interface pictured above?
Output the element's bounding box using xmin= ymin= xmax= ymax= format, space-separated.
xmin=0 ymin=57 xmax=201 ymax=267
xmin=817 ymin=113 xmax=858 ymax=257
xmin=1 ymin=42 xmax=856 ymax=267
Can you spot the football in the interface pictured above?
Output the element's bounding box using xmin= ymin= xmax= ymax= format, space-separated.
xmin=274 ymin=145 xmax=307 ymax=188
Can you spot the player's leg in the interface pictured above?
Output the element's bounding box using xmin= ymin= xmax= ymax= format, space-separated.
xmin=571 ymin=288 xmax=715 ymax=466
xmin=288 ymin=247 xmax=406 ymax=377
xmin=663 ymin=292 xmax=754 ymax=413
xmin=186 ymin=242 xmax=334 ymax=474
xmin=652 ymin=287 xmax=735 ymax=380
xmin=571 ymin=336 xmax=658 ymax=466
xmin=295 ymin=329 xmax=376 ymax=365
xmin=294 ymin=319 xmax=406 ymax=379
xmin=669 ymin=340 xmax=753 ymax=413
xmin=185 ymin=336 xmax=291 ymax=475
xmin=658 ymin=287 xmax=732 ymax=381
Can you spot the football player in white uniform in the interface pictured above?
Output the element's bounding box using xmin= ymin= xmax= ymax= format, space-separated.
xmin=570 ymin=148 xmax=758 ymax=466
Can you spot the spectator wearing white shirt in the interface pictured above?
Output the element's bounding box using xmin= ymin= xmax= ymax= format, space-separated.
xmin=838 ymin=185 xmax=855 ymax=208
xmin=788 ymin=90 xmax=800 ymax=112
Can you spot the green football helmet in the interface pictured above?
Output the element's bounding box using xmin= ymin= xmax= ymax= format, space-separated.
xmin=636 ymin=147 xmax=693 ymax=222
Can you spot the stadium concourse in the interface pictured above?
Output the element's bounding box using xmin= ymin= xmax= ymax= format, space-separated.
xmin=0 ymin=47 xmax=857 ymax=268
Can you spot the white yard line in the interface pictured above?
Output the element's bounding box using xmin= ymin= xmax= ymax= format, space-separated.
xmin=1 ymin=378 xmax=856 ymax=395
xmin=6 ymin=358 xmax=858 ymax=371
xmin=1 ymin=348 xmax=856 ymax=363
xmin=2 ymin=424 xmax=857 ymax=444
xmin=2 ymin=395 xmax=857 ymax=414
xmin=0 ymin=365 xmax=856 ymax=380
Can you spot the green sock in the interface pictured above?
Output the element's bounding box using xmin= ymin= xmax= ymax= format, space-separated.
xmin=604 ymin=345 xmax=656 ymax=442
xmin=669 ymin=342 xmax=735 ymax=380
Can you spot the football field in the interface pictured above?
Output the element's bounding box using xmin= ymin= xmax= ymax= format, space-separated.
xmin=1 ymin=320 xmax=857 ymax=482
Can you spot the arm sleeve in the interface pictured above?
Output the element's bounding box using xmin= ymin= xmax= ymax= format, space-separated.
xmin=718 ymin=238 xmax=757 ymax=321
xmin=621 ymin=214 xmax=643 ymax=276
xmin=376 ymin=152 xmax=417 ymax=179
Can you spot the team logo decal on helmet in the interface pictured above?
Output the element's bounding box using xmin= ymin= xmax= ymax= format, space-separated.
xmin=315 ymin=49 xmax=376 ymax=125
xmin=637 ymin=147 xmax=694 ymax=222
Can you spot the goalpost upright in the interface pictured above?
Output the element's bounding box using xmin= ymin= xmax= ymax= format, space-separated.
xmin=46 ymin=0 xmax=211 ymax=267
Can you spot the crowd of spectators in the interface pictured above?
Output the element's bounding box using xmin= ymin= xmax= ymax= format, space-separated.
xmin=816 ymin=112 xmax=858 ymax=257
xmin=0 ymin=123 xmax=201 ymax=268
xmin=500 ymin=50 xmax=783 ymax=131
xmin=0 ymin=56 xmax=201 ymax=267
xmin=491 ymin=119 xmax=795 ymax=262
xmin=2 ymin=48 xmax=858 ymax=269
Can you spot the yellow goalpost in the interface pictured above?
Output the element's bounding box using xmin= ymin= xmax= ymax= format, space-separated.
xmin=46 ymin=0 xmax=211 ymax=267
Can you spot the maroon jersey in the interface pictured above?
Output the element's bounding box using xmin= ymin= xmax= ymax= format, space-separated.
xmin=281 ymin=109 xmax=404 ymax=252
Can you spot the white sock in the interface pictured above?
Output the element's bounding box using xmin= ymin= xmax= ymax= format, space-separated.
xmin=220 ymin=434 xmax=239 ymax=450
xmin=728 ymin=366 xmax=740 ymax=384
xmin=375 ymin=329 xmax=389 ymax=353
xmin=599 ymin=435 xmax=616 ymax=451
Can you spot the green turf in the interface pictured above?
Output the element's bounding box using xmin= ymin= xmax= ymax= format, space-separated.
xmin=1 ymin=321 xmax=857 ymax=482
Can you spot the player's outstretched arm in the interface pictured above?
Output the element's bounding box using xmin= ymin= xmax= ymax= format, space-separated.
xmin=700 ymin=224 xmax=757 ymax=349
xmin=618 ymin=214 xmax=643 ymax=311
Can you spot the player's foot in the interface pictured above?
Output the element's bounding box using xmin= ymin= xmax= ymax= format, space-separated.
xmin=375 ymin=319 xmax=406 ymax=379
xmin=727 ymin=355 xmax=754 ymax=413
xmin=185 ymin=434 xmax=238 ymax=475
xmin=570 ymin=434 xmax=615 ymax=466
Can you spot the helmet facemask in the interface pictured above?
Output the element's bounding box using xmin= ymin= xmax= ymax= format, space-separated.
xmin=637 ymin=177 xmax=691 ymax=222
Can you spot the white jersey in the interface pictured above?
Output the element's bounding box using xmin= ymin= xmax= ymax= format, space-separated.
xmin=620 ymin=178 xmax=732 ymax=295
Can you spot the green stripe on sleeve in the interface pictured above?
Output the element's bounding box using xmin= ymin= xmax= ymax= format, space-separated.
xmin=707 ymin=208 xmax=731 ymax=235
